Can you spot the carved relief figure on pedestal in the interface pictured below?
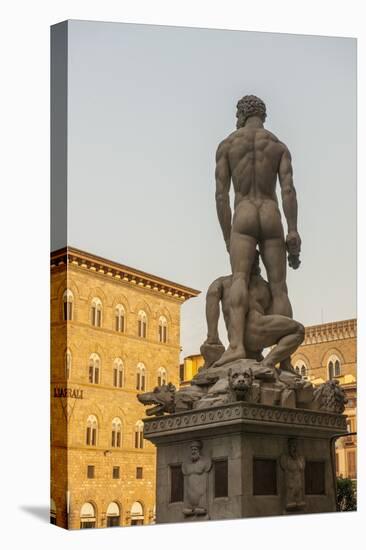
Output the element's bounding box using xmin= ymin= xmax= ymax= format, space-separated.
xmin=182 ymin=440 xmax=212 ymax=518
xmin=280 ymin=438 xmax=306 ymax=512
xmin=214 ymin=95 xmax=302 ymax=369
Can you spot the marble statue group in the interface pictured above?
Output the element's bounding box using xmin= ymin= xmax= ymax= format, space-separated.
xmin=138 ymin=95 xmax=347 ymax=415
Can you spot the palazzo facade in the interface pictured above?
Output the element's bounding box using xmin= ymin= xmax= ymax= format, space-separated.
xmin=50 ymin=247 xmax=199 ymax=529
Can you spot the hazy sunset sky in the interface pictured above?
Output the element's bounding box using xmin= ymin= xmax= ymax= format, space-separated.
xmin=63 ymin=20 xmax=356 ymax=358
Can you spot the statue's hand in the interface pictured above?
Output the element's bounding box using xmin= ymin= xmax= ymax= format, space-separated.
xmin=286 ymin=231 xmax=301 ymax=256
xmin=288 ymin=253 xmax=301 ymax=270
xmin=286 ymin=231 xmax=301 ymax=270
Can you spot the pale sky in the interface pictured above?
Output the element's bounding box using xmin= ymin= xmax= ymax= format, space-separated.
xmin=62 ymin=20 xmax=356 ymax=358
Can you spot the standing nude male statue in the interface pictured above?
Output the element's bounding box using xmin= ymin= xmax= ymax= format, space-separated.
xmin=214 ymin=95 xmax=301 ymax=366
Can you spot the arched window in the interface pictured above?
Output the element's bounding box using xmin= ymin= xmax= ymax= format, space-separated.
xmin=88 ymin=353 xmax=100 ymax=384
xmin=50 ymin=498 xmax=56 ymax=525
xmin=136 ymin=363 xmax=146 ymax=391
xmin=80 ymin=502 xmax=96 ymax=529
xmin=106 ymin=502 xmax=120 ymax=527
xmin=134 ymin=420 xmax=144 ymax=449
xmin=130 ymin=501 xmax=144 ymax=526
xmin=65 ymin=349 xmax=72 ymax=380
xmin=328 ymin=355 xmax=341 ymax=380
xmin=63 ymin=289 xmax=73 ymax=321
xmin=86 ymin=415 xmax=98 ymax=446
xmin=138 ymin=310 xmax=147 ymax=338
xmin=295 ymin=360 xmax=307 ymax=378
xmin=115 ymin=304 xmax=125 ymax=332
xmin=91 ymin=297 xmax=102 ymax=327
xmin=334 ymin=360 xmax=341 ymax=377
xmin=111 ymin=417 xmax=122 ymax=448
xmin=113 ymin=358 xmax=124 ymax=388
xmin=157 ymin=367 xmax=167 ymax=386
xmin=158 ymin=316 xmax=168 ymax=343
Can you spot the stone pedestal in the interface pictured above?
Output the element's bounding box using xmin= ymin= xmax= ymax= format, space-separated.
xmin=143 ymin=402 xmax=347 ymax=523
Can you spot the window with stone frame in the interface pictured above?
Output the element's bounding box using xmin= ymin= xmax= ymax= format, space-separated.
xmin=115 ymin=304 xmax=125 ymax=332
xmin=112 ymin=466 xmax=120 ymax=479
xmin=328 ymin=355 xmax=342 ymax=380
xmin=62 ymin=289 xmax=73 ymax=321
xmin=138 ymin=310 xmax=147 ymax=338
xmin=80 ymin=502 xmax=96 ymax=529
xmin=88 ymin=353 xmax=100 ymax=384
xmin=157 ymin=367 xmax=167 ymax=386
xmin=347 ymin=450 xmax=356 ymax=479
xmin=86 ymin=415 xmax=98 ymax=446
xmin=106 ymin=502 xmax=120 ymax=527
xmin=91 ymin=297 xmax=102 ymax=327
xmin=113 ymin=358 xmax=124 ymax=388
xmin=111 ymin=417 xmax=122 ymax=448
xmin=158 ymin=316 xmax=168 ymax=343
xmin=295 ymin=360 xmax=307 ymax=378
xmin=134 ymin=420 xmax=144 ymax=449
xmin=136 ymin=363 xmax=146 ymax=391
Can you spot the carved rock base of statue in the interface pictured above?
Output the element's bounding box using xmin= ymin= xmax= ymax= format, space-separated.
xmin=143 ymin=402 xmax=347 ymax=523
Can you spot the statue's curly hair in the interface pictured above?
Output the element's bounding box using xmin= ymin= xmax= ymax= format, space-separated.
xmin=236 ymin=95 xmax=267 ymax=126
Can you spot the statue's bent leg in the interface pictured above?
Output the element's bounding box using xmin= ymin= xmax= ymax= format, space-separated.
xmin=214 ymin=232 xmax=257 ymax=366
xmin=253 ymin=315 xmax=305 ymax=368
xmin=246 ymin=314 xmax=304 ymax=367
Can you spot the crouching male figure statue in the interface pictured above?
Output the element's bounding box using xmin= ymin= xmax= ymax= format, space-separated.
xmin=202 ymin=251 xmax=305 ymax=371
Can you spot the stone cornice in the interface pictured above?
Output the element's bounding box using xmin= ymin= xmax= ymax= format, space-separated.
xmin=51 ymin=246 xmax=200 ymax=302
xmin=301 ymin=319 xmax=356 ymax=346
xmin=143 ymin=401 xmax=347 ymax=438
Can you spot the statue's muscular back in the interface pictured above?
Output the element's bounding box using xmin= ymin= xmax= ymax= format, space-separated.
xmin=220 ymin=126 xmax=287 ymax=242
xmin=225 ymin=127 xmax=285 ymax=203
